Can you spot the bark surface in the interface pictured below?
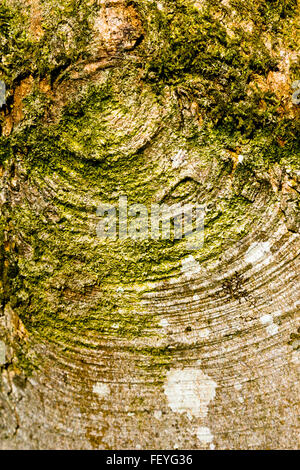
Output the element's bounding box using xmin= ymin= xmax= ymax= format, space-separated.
xmin=0 ymin=0 xmax=299 ymax=449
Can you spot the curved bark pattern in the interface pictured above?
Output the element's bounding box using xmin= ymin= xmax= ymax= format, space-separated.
xmin=0 ymin=0 xmax=299 ymax=449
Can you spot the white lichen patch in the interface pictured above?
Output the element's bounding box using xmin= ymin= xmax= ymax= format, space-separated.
xmin=291 ymin=351 xmax=299 ymax=365
xmin=0 ymin=340 xmax=6 ymax=365
xmin=198 ymin=328 xmax=210 ymax=339
xmin=259 ymin=314 xmax=279 ymax=336
xmin=171 ymin=149 xmax=187 ymax=169
xmin=163 ymin=368 xmax=217 ymax=418
xmin=244 ymin=242 xmax=271 ymax=265
xmin=159 ymin=318 xmax=169 ymax=328
xmin=92 ymin=382 xmax=110 ymax=398
xmin=197 ymin=426 xmax=214 ymax=444
xmin=259 ymin=314 xmax=273 ymax=325
xmin=181 ymin=256 xmax=201 ymax=279
xmin=266 ymin=323 xmax=279 ymax=336
xmin=154 ymin=410 xmax=162 ymax=420
xmin=234 ymin=383 xmax=242 ymax=391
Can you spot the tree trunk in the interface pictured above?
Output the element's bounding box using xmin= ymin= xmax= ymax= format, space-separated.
xmin=0 ymin=0 xmax=299 ymax=449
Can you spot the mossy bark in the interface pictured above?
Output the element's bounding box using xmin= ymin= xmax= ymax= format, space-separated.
xmin=0 ymin=0 xmax=299 ymax=449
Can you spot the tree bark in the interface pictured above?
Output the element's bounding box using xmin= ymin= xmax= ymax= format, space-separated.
xmin=0 ymin=0 xmax=299 ymax=449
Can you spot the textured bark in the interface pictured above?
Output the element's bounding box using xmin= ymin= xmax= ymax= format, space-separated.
xmin=0 ymin=0 xmax=299 ymax=449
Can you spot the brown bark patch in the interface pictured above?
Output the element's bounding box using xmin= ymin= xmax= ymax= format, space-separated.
xmin=27 ymin=0 xmax=44 ymax=40
xmin=90 ymin=1 xmax=143 ymax=58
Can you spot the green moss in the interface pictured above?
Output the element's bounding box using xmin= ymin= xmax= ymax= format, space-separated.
xmin=0 ymin=0 xmax=299 ymax=374
xmin=127 ymin=345 xmax=172 ymax=377
xmin=0 ymin=1 xmax=33 ymax=86
xmin=134 ymin=0 xmax=299 ymax=138
xmin=15 ymin=345 xmax=38 ymax=376
xmin=1 ymin=69 xmax=288 ymax=348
